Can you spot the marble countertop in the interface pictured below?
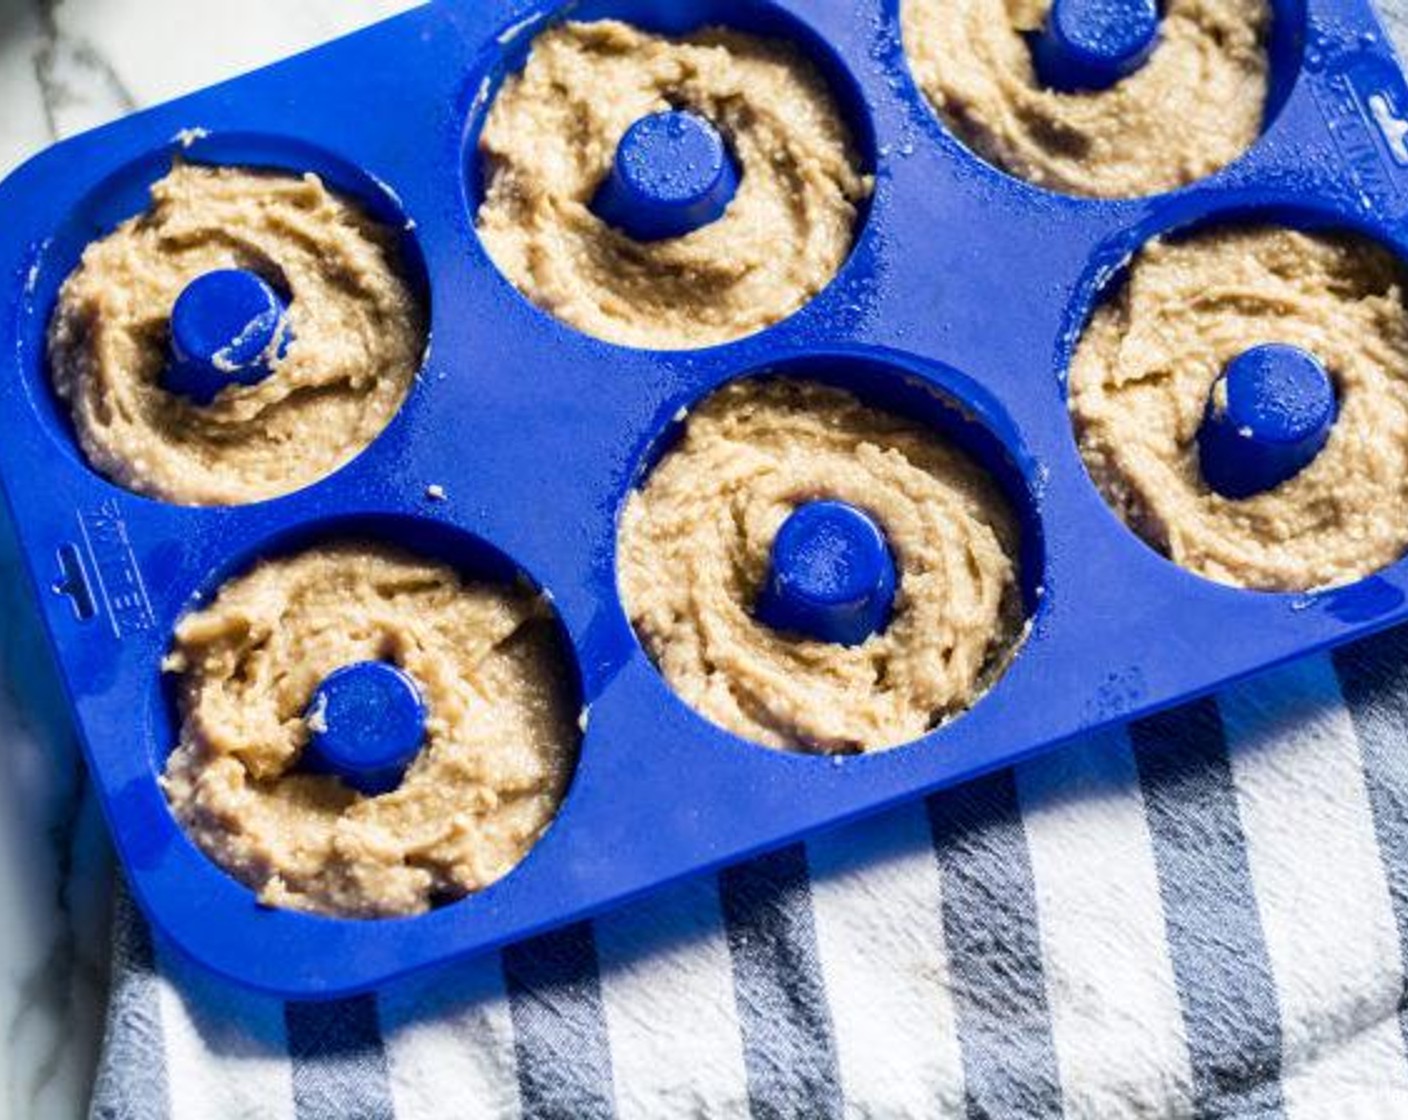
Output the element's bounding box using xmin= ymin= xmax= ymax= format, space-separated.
xmin=0 ymin=4 xmax=414 ymax=1116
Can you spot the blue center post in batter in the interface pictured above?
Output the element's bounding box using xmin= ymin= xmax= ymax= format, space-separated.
xmin=593 ymin=109 xmax=740 ymax=241
xmin=1198 ymin=343 xmax=1337 ymax=500
xmin=756 ymin=500 xmax=898 ymax=646
xmin=303 ymin=661 xmax=427 ymax=796
xmin=1031 ymin=0 xmax=1161 ymax=91
xmin=165 ymin=268 xmax=291 ymax=403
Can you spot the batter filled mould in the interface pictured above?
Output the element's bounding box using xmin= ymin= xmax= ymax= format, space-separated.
xmin=153 ymin=514 xmax=585 ymax=920
xmin=1063 ymin=206 xmax=1408 ymax=591
xmin=462 ymin=0 xmax=878 ymax=352
xmin=22 ymin=132 xmax=430 ymax=506
xmin=616 ymin=351 xmax=1045 ymax=754
xmin=896 ymin=0 xmax=1307 ymax=199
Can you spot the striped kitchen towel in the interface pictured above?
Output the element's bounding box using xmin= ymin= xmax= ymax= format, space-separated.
xmin=88 ymin=628 xmax=1408 ymax=1119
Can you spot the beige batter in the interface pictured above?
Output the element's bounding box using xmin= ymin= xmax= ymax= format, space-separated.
xmin=160 ymin=544 xmax=579 ymax=919
xmin=618 ymin=380 xmax=1024 ymax=753
xmin=1070 ymin=226 xmax=1408 ymax=590
xmin=901 ymin=0 xmax=1269 ymax=198
xmin=476 ymin=20 xmax=871 ymax=350
xmin=49 ymin=164 xmax=425 ymax=506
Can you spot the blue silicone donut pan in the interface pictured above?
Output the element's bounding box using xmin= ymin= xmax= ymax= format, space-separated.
xmin=2 ymin=0 xmax=1407 ymax=998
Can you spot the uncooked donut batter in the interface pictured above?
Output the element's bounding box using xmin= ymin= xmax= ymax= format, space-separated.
xmin=161 ymin=544 xmax=579 ymax=919
xmin=476 ymin=20 xmax=871 ymax=350
xmin=618 ymin=380 xmax=1024 ymax=753
xmin=901 ymin=0 xmax=1269 ymax=198
xmin=49 ymin=163 xmax=425 ymax=505
xmin=1070 ymin=226 xmax=1408 ymax=590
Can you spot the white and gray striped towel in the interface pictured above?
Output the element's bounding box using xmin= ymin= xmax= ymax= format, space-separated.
xmin=86 ymin=631 xmax=1408 ymax=1119
xmin=40 ymin=2 xmax=1408 ymax=1116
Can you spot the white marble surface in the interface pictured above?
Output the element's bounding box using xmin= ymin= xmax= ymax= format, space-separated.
xmin=0 ymin=4 xmax=416 ymax=1117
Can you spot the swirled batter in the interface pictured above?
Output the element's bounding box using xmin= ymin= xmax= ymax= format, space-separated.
xmin=49 ymin=164 xmax=425 ymax=505
xmin=618 ymin=380 xmax=1024 ymax=752
xmin=161 ymin=544 xmax=579 ymax=918
xmin=476 ymin=20 xmax=871 ymax=350
xmin=1070 ymin=226 xmax=1408 ymax=590
xmin=901 ymin=0 xmax=1269 ymax=197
